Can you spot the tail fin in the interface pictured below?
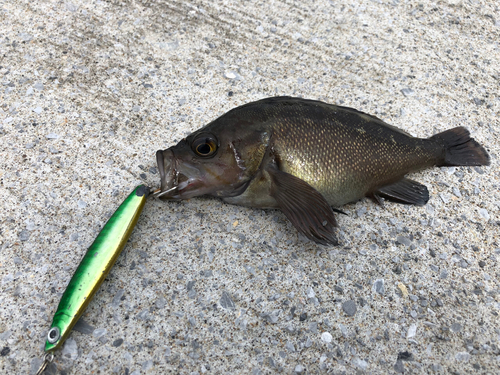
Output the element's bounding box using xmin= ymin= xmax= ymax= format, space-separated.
xmin=431 ymin=127 xmax=490 ymax=167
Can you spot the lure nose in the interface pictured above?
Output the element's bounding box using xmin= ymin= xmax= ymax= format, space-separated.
xmin=156 ymin=149 xmax=177 ymax=194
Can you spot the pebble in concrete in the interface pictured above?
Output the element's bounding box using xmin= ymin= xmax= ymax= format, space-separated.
xmin=342 ymin=300 xmax=357 ymax=316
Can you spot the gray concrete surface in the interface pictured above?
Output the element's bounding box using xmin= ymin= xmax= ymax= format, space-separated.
xmin=1 ymin=0 xmax=499 ymax=374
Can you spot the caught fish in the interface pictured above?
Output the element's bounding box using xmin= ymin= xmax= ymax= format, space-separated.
xmin=156 ymin=97 xmax=489 ymax=245
xmin=37 ymin=185 xmax=149 ymax=374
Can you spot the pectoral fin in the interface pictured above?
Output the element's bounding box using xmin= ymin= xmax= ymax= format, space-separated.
xmin=373 ymin=178 xmax=429 ymax=206
xmin=266 ymin=165 xmax=338 ymax=246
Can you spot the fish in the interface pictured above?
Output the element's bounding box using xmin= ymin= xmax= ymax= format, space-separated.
xmin=155 ymin=96 xmax=490 ymax=245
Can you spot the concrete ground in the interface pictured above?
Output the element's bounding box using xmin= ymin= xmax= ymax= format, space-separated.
xmin=1 ymin=0 xmax=499 ymax=374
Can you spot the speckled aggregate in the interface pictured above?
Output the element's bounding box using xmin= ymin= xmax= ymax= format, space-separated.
xmin=0 ymin=0 xmax=499 ymax=374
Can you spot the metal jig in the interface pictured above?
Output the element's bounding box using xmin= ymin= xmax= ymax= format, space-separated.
xmin=36 ymin=185 xmax=149 ymax=372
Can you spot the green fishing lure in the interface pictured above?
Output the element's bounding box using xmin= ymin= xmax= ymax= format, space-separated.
xmin=37 ymin=185 xmax=149 ymax=373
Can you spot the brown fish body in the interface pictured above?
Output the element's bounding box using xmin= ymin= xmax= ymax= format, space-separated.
xmin=156 ymin=97 xmax=489 ymax=245
xmin=223 ymin=99 xmax=442 ymax=208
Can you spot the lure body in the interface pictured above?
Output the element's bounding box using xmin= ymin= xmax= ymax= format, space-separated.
xmin=44 ymin=185 xmax=149 ymax=352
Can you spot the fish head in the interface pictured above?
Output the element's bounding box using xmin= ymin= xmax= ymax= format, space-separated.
xmin=156 ymin=120 xmax=269 ymax=200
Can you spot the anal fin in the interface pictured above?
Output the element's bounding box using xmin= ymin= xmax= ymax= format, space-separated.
xmin=373 ymin=178 xmax=429 ymax=206
xmin=266 ymin=165 xmax=338 ymax=246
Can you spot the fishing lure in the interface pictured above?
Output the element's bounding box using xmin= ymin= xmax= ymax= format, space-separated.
xmin=36 ymin=185 xmax=149 ymax=374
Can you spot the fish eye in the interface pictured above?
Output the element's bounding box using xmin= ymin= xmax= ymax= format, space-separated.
xmin=192 ymin=135 xmax=218 ymax=157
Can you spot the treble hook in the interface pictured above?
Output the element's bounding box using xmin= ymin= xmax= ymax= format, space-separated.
xmin=35 ymin=352 xmax=54 ymax=375
xmin=151 ymin=186 xmax=178 ymax=199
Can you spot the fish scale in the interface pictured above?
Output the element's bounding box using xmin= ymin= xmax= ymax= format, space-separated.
xmin=156 ymin=96 xmax=489 ymax=245
xmin=273 ymin=111 xmax=434 ymax=206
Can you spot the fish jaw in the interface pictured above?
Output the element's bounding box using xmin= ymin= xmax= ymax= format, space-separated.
xmin=156 ymin=148 xmax=207 ymax=200
xmin=156 ymin=149 xmax=177 ymax=195
xmin=156 ymin=146 xmax=252 ymax=200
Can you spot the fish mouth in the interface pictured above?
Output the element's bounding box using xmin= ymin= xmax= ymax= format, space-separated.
xmin=155 ymin=149 xmax=206 ymax=200
xmin=155 ymin=147 xmax=251 ymax=200
xmin=155 ymin=149 xmax=180 ymax=199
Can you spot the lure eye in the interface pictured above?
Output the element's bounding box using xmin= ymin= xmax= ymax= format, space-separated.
xmin=47 ymin=327 xmax=61 ymax=344
xmin=192 ymin=135 xmax=218 ymax=157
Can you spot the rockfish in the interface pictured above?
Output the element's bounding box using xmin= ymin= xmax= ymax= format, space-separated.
xmin=156 ymin=97 xmax=490 ymax=245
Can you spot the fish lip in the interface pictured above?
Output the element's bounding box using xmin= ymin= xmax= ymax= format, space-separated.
xmin=156 ymin=148 xmax=207 ymax=200
xmin=156 ymin=149 xmax=180 ymax=198
xmin=156 ymin=149 xmax=166 ymax=187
